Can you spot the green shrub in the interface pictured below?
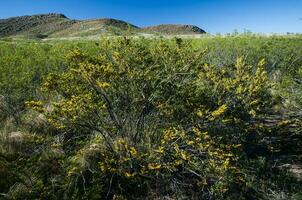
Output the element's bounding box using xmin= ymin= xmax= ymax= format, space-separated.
xmin=25 ymin=38 xmax=278 ymax=199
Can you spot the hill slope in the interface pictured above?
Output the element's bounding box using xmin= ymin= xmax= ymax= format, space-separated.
xmin=51 ymin=18 xmax=139 ymax=37
xmin=0 ymin=13 xmax=206 ymax=38
xmin=143 ymin=24 xmax=206 ymax=35
xmin=0 ymin=13 xmax=76 ymax=38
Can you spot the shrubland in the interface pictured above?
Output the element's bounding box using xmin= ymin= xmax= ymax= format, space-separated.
xmin=0 ymin=35 xmax=302 ymax=200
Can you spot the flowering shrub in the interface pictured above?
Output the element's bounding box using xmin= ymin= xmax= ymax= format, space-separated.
xmin=23 ymin=38 xmax=280 ymax=199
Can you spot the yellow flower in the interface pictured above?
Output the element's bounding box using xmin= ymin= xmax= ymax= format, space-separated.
xmin=124 ymin=172 xmax=136 ymax=178
xmin=148 ymin=163 xmax=161 ymax=170
xmin=100 ymin=163 xmax=107 ymax=172
xmin=174 ymin=160 xmax=183 ymax=166
xmin=236 ymin=57 xmax=245 ymax=68
xmin=211 ymin=104 xmax=227 ymax=118
xmin=249 ymin=109 xmax=257 ymax=117
xmin=196 ymin=110 xmax=204 ymax=117
xmin=163 ymin=129 xmax=177 ymax=141
xmin=258 ymin=58 xmax=266 ymax=66
xmin=96 ymin=81 xmax=111 ymax=88
xmin=155 ymin=146 xmax=165 ymax=154
xmin=180 ymin=151 xmax=188 ymax=160
xmin=129 ymin=147 xmax=137 ymax=156
xmin=278 ymin=120 xmax=290 ymax=126
xmin=51 ymin=143 xmax=61 ymax=148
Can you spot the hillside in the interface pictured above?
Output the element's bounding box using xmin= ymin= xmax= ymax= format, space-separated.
xmin=0 ymin=13 xmax=206 ymax=38
xmin=143 ymin=24 xmax=206 ymax=34
xmin=51 ymin=18 xmax=139 ymax=38
xmin=0 ymin=13 xmax=76 ymax=38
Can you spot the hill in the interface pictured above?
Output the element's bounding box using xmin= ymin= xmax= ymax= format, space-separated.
xmin=143 ymin=24 xmax=206 ymax=34
xmin=0 ymin=13 xmax=76 ymax=38
xmin=51 ymin=18 xmax=139 ymax=38
xmin=0 ymin=13 xmax=206 ymax=38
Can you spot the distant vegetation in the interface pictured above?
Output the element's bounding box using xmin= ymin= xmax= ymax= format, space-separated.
xmin=0 ymin=35 xmax=302 ymax=200
xmin=0 ymin=13 xmax=206 ymax=39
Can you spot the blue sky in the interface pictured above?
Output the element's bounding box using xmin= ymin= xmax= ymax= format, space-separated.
xmin=0 ymin=0 xmax=301 ymax=33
